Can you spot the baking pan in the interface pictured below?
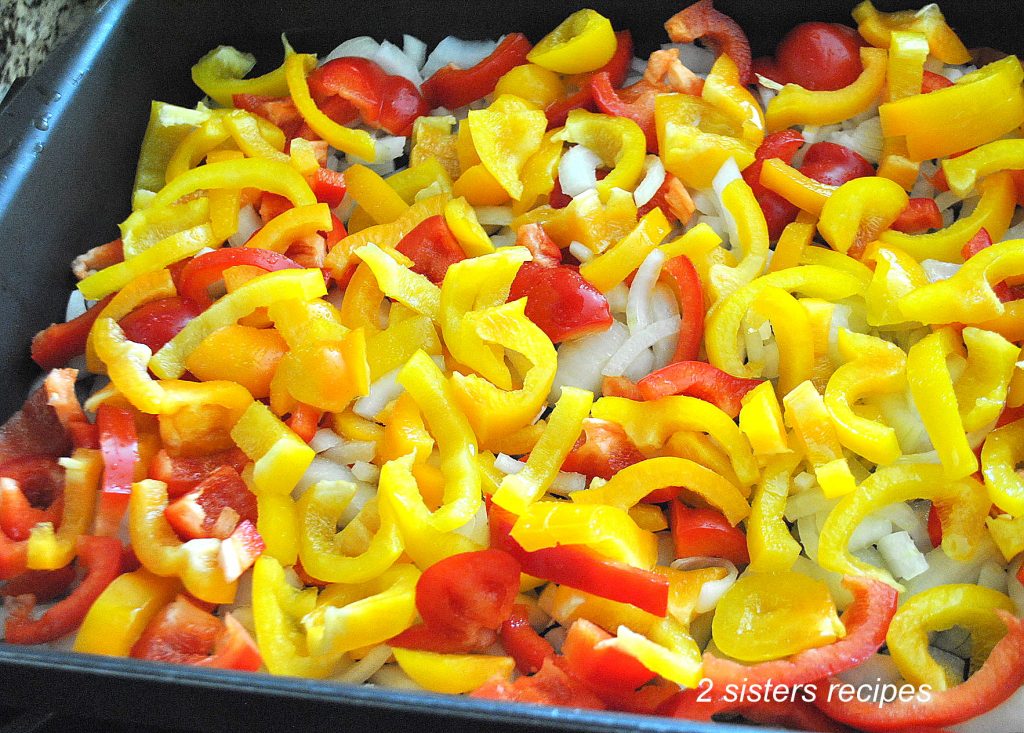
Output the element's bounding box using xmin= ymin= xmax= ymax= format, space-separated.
xmin=0 ymin=0 xmax=1017 ymax=731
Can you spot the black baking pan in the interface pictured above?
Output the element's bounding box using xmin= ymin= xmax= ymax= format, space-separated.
xmin=0 ymin=0 xmax=1017 ymax=731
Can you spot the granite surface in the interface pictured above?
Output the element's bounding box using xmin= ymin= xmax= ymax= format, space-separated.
xmin=1 ymin=0 xmax=102 ymax=102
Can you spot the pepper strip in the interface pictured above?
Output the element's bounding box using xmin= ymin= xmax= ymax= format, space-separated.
xmin=191 ymin=45 xmax=290 ymax=107
xmin=230 ymin=401 xmax=314 ymax=496
xmin=572 ymin=456 xmax=749 ymax=525
xmin=766 ymin=47 xmax=886 ymax=132
xmin=982 ymin=419 xmax=1024 ymax=517
xmin=492 ymin=387 xmax=593 ymax=515
xmin=73 ymin=569 xmax=182 ymax=656
xmin=852 ymin=0 xmax=971 ymax=64
xmin=907 ymin=328 xmax=976 ymax=479
xmin=24 ymin=450 xmax=101 ymax=570
xmin=818 ymin=176 xmax=908 ymax=256
xmin=150 ymin=268 xmax=326 ymax=379
xmin=147 ymin=157 xmax=315 ymax=212
xmin=783 ymin=380 xmax=857 ymax=499
xmin=944 ymin=139 xmax=1024 ymax=197
xmin=879 ymin=172 xmax=1016 ymax=262
xmin=824 ymin=330 xmax=906 ymax=466
xmin=738 ymin=381 xmax=789 ymax=456
xmin=354 ymin=243 xmax=440 ymax=320
xmin=863 ymin=244 xmax=929 ymax=327
xmin=129 ymin=479 xmax=237 ymax=604
xmin=555 ymin=109 xmax=647 ymax=200
xmin=747 ymin=454 xmax=802 ymax=572
xmin=591 ymin=396 xmax=758 ymax=488
xmin=758 ymin=159 xmax=834 ymax=216
xmin=244 ymin=203 xmax=332 ymax=253
xmin=956 ymin=327 xmax=1019 ymax=432
xmin=579 ymin=208 xmax=672 ymax=293
xmin=708 ymin=175 xmax=769 ymax=302
xmin=887 ymin=583 xmax=1014 ymax=691
xmin=750 ymin=286 xmax=814 ymax=397
xmin=818 ymin=464 xmax=990 ymax=589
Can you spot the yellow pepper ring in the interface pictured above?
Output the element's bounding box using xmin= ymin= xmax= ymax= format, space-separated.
xmin=527 ymin=8 xmax=617 ymax=74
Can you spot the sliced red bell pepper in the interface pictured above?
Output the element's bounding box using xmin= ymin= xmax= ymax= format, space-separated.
xmin=164 ymin=465 xmax=258 ymax=541
xmin=659 ymin=256 xmax=704 ymax=363
xmin=0 ymin=375 xmax=77 ymax=466
xmin=996 ymin=404 xmax=1024 ymax=429
xmin=813 ymin=610 xmax=1024 ymax=731
xmin=921 ymin=70 xmax=954 ymax=94
xmin=0 ymin=531 xmax=27 ymax=581
xmin=390 ymin=622 xmax=498 ymax=654
xmin=515 ymin=223 xmax=561 ymax=267
xmin=891 ymin=198 xmax=943 ymax=234
xmin=258 ymin=192 xmax=294 ymax=224
xmin=637 ymin=361 xmax=763 ymax=418
xmin=743 ymin=130 xmax=805 ymax=239
xmin=0 ymin=456 xmax=64 ymax=540
xmin=545 ymin=31 xmax=633 ymax=129
xmin=148 ymin=447 xmax=250 ymax=499
xmin=590 ymin=73 xmax=661 ymax=152
xmin=285 ymin=404 xmax=322 ymax=444
xmin=508 ymin=263 xmax=613 ymax=343
xmin=961 ymin=228 xmax=1023 ymax=302
xmin=310 ymin=166 xmax=347 ymax=209
xmin=177 ymin=247 xmax=303 ymax=308
xmin=421 ymin=33 xmax=532 ymax=111
xmin=4 ymin=534 xmax=123 ymax=645
xmin=130 ymin=595 xmax=262 ymax=671
xmin=31 ymin=293 xmax=114 ymax=370
xmin=664 ymin=0 xmax=753 ymax=85
xmin=927 ymin=503 xmax=943 ymax=548
xmin=119 ymin=297 xmax=204 ymax=353
xmin=0 ymin=566 xmax=76 ymax=602
xmin=95 ymin=404 xmax=139 ymax=537
xmin=664 ymin=576 xmax=897 ymax=721
xmin=601 ymin=376 xmax=643 ymax=400
xmin=395 ymin=215 xmax=466 ymax=284
xmin=471 ymin=657 xmax=607 ymax=710
xmin=499 ymin=603 xmax=555 ymax=675
xmin=489 ymin=502 xmax=669 ymax=616
xmin=308 ymin=57 xmax=428 ymax=136
xmin=233 ymin=94 xmax=307 ymax=140
xmin=561 ymin=618 xmax=657 ymax=697
xmin=560 ymin=418 xmax=645 ymax=480
xmin=321 ymin=212 xmax=347 ymax=253
xmin=670 ymin=502 xmax=749 ymax=564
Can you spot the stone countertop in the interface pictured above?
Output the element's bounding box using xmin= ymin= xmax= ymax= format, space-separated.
xmin=1 ymin=0 xmax=102 ymax=103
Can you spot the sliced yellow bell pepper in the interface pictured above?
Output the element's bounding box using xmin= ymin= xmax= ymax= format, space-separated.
xmin=879 ymin=56 xmax=1024 ymax=162
xmin=708 ymin=175 xmax=770 ymax=302
xmin=131 ymin=102 xmax=212 ymax=207
xmin=748 ymin=454 xmax=803 ymax=572
xmin=527 ymin=8 xmax=616 ymax=74
xmin=186 ymin=324 xmax=287 ymax=399
xmin=944 ymin=138 xmax=1024 ymax=198
xmin=206 ymin=149 xmax=244 ymax=241
xmin=443 ymin=197 xmax=495 ymax=257
xmin=467 ymin=94 xmax=547 ymax=200
xmin=496 ymin=64 xmax=565 ymax=110
xmin=222 ymin=109 xmax=288 ymax=162
xmin=863 ymin=244 xmax=929 ymax=327
xmin=192 ymin=45 xmax=290 ymax=107
xmin=120 ymin=196 xmax=211 ymax=258
xmin=244 ymin=203 xmax=332 ymax=253
xmin=345 ymin=164 xmax=410 ymax=225
xmin=750 ymin=286 xmax=815 ymax=397
xmin=556 ymin=109 xmax=646 ymax=199
xmin=887 ymin=583 xmax=1014 ymax=691
xmin=492 ymin=386 xmax=593 ymax=515
xmin=522 ymin=188 xmax=639 ymax=256
xmin=411 ymin=115 xmax=460 ymax=181
xmin=164 ymin=116 xmax=233 ymax=183
xmin=365 ymin=313 xmax=441 ymax=382
xmin=579 ymin=207 xmax=671 ymax=293
xmin=956 ymin=327 xmax=1020 ymax=432
xmin=26 ymin=449 xmax=102 ymax=570
xmin=380 ymin=392 xmax=434 ymax=465
xmin=610 ymin=620 xmax=703 ymax=688
xmin=230 ymin=400 xmax=314 ymax=495
xmin=147 ymin=157 xmax=316 ymax=212
xmin=354 ymin=243 xmax=441 ymax=320
xmin=766 ymin=47 xmax=886 ymax=132
xmin=739 ymin=380 xmax=790 ymax=456
xmin=392 ymin=648 xmax=515 ymax=694
xmin=982 ymin=419 xmax=1024 ymax=517
xmin=73 ymin=569 xmax=182 ymax=657
xmin=254 ymin=488 xmax=299 ymax=567
xmin=759 ymin=159 xmax=835 ymax=217
xmin=767 ymin=211 xmax=817 ymax=273
xmin=783 ymin=380 xmax=857 ymax=498
xmin=703 ymin=53 xmax=765 ymax=146
xmin=886 ymin=31 xmax=929 ymax=101
xmin=661 ymin=431 xmax=745 ymax=492
xmin=818 ymin=176 xmax=909 ymax=255
xmin=987 ymin=514 xmax=1024 ymax=561
xmin=852 ymin=1 xmax=972 ymax=64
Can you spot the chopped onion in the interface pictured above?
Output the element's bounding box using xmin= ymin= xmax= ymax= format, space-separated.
xmin=421 ymin=36 xmax=498 ymax=80
xmin=827 ymin=117 xmax=883 ymax=164
xmin=323 ymin=36 xmax=382 ymax=64
xmin=1009 ymin=555 xmax=1024 ymax=615
xmin=876 ymin=501 xmax=931 ymax=551
xmin=756 ymin=84 xmax=778 ymax=110
xmin=633 ymin=155 xmax=666 ymax=208
xmin=877 ymin=530 xmax=929 ymax=580
xmin=929 ymin=646 xmax=967 ymax=685
xmin=322 ymin=440 xmax=377 ymax=466
xmin=550 ymin=320 xmax=629 ymax=401
xmin=402 ymin=35 xmax=428 ymax=70
xmin=711 ymin=158 xmax=743 ymax=248
xmin=784 ymin=487 xmax=838 ymax=522
xmin=310 ymin=428 xmax=343 ymax=453
xmin=227 ymin=204 xmax=262 ymax=247
xmin=474 ymin=206 xmax=514 ymax=227
xmin=489 ymin=230 xmax=517 ymax=248
xmin=848 ymin=516 xmax=893 ymax=551
xmin=602 ymin=316 xmax=680 ymax=377
xmin=837 ymin=653 xmax=905 ymax=687
xmin=494 ymin=453 xmax=525 ymax=474
xmin=568 ymin=241 xmax=593 ymax=263
xmin=755 ymin=74 xmax=785 ymax=92
xmin=797 ymin=513 xmax=821 ymax=561
xmin=374 ymin=40 xmax=424 ymax=85
xmin=353 ymin=367 xmax=402 ymax=419
xmin=605 ymin=284 xmax=628 ymax=314
xmin=333 ymin=644 xmax=394 ymax=685
xmin=549 ymin=471 xmax=588 ymax=495
xmin=351 ymin=461 xmax=380 ymax=483
xmin=558 ymin=145 xmax=602 ymax=197
xmin=452 ymin=501 xmax=490 ymax=544
xmin=650 ymin=283 xmax=681 ymax=368
xmin=977 ymin=560 xmax=1009 ymax=594
xmin=903 ymin=542 xmax=1001 ymax=597
xmin=294 ymin=456 xmax=357 ymax=496
xmin=921 ymin=259 xmax=960 ymax=282
xmin=691 ymin=190 xmax=718 ymax=216
xmin=670 ymin=557 xmax=738 ymax=613
xmin=622 ymin=347 xmax=656 ymax=382
xmin=65 ymin=290 xmax=87 ymax=321
xmin=369 ymin=664 xmax=424 ymax=691
xmin=626 ymin=248 xmax=667 ymax=333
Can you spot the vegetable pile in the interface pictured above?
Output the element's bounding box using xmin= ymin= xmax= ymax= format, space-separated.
xmin=4 ymin=2 xmax=1024 ymax=730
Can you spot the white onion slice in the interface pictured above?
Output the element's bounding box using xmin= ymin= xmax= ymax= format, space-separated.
xmin=353 ymin=367 xmax=402 ymax=419
xmin=877 ymin=530 xmax=929 ymax=580
xmin=228 ymin=204 xmax=262 ymax=247
xmin=421 ymin=36 xmax=498 ymax=80
xmin=622 ymin=347 xmax=656 ymax=383
xmin=848 ymin=516 xmax=893 ymax=551
xmin=323 ymin=36 xmax=381 ymax=64
xmin=65 ymin=290 xmax=87 ymax=321
xmin=403 ymin=35 xmax=428 ymax=70
xmin=351 ymin=461 xmax=380 ymax=483
xmin=550 ymin=320 xmax=629 ymax=401
xmin=322 ymin=440 xmax=377 ymax=466
xmin=670 ymin=557 xmax=738 ymax=613
xmin=568 ymin=241 xmax=593 ymax=263
xmin=558 ymin=145 xmax=603 ymax=197
xmin=650 ymin=283 xmax=681 ymax=368
xmin=605 ymin=283 xmax=628 ymax=314
xmin=1008 ymin=555 xmax=1024 ymax=616
xmin=474 ymin=206 xmax=514 ymax=227
xmin=626 ymin=248 xmax=667 ymax=333
xmin=494 ymin=453 xmax=525 ymax=474
xmin=294 ymin=457 xmax=357 ymax=497
xmin=633 ymin=155 xmax=666 ymax=208
xmin=333 ymin=645 xmax=394 ymax=685
xmin=921 ymin=259 xmax=960 ymax=282
xmin=310 ymin=428 xmax=343 ymax=453
xmin=602 ymin=316 xmax=680 ymax=377
xmin=374 ymin=40 xmax=424 ymax=85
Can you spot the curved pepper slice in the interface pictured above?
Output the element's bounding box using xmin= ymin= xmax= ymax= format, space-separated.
xmin=297 ymin=480 xmax=403 ymax=584
xmin=244 ymin=203 xmax=332 ymax=253
xmin=738 ymin=381 xmax=789 ymax=456
xmin=879 ymin=56 xmax=1024 ymax=162
xmin=528 ymin=8 xmax=616 ymax=74
xmin=304 ymin=564 xmax=420 ymax=657
xmin=252 ymin=556 xmax=341 ymax=677
xmin=394 ymin=648 xmax=516 ymax=694
xmin=758 ymin=159 xmax=834 ymax=217
xmin=783 ymin=380 xmax=857 ymax=499
xmin=879 ymin=172 xmax=1016 ymax=262
xmin=887 ymin=583 xmax=1014 ymax=691
xmin=747 ymin=455 xmax=802 ymax=572
xmin=750 ymin=286 xmax=814 ymax=397
xmin=150 ymin=268 xmax=326 ymax=379
xmin=467 ymin=95 xmax=547 ymax=200
xmin=284 ymin=52 xmax=376 ymax=161
xmin=766 ymin=47 xmax=886 ymax=132
xmin=26 ymin=449 xmax=102 ymax=570
xmin=422 ymin=33 xmax=532 ymax=110
xmin=129 ymin=479 xmax=238 ymax=604
xmin=131 ymin=102 xmax=212 ymax=207
xmin=818 ymin=176 xmax=908 ymax=256
xmin=591 ymin=395 xmax=758 ymax=488
xmin=863 ymin=244 xmax=929 ymax=327
xmin=944 ymin=138 xmax=1024 ymax=198
xmin=824 ymin=329 xmax=906 ymax=465
xmin=354 ymin=243 xmax=440 ymax=320
xmin=192 ymin=45 xmax=290 ymax=107
xmin=230 ymin=401 xmax=313 ymax=496
xmin=572 ymin=456 xmax=749 ymax=525
xmin=982 ymin=419 xmax=1024 ymax=517
xmin=708 ymin=174 xmax=769 ymax=302
xmin=148 ymin=157 xmax=315 ymax=213
xmin=637 ymin=361 xmax=763 ymax=419
xmin=906 ymin=328 xmax=976 ymax=479
xmin=555 ymin=109 xmax=646 ymax=200
xmin=956 ymin=327 xmax=1019 ymax=432
xmin=852 ymin=0 xmax=970 ymax=63
xmin=73 ymin=569 xmax=182 ymax=657
xmin=818 ymin=464 xmax=990 ymax=589
xmin=492 ymin=386 xmax=592 ymax=515
xmin=579 ymin=208 xmax=671 ymax=293
xmin=702 ymin=53 xmax=764 ymax=146
xmin=705 ymin=265 xmax=864 ymax=379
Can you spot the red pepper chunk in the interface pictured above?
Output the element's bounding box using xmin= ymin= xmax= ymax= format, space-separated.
xmin=394 ymin=215 xmax=466 ymax=284
xmin=508 ymin=262 xmax=613 ymax=343
xmin=148 ymin=447 xmax=250 ymax=499
xmin=545 ymin=31 xmax=633 ymax=129
xmin=891 ymin=198 xmax=943 ymax=234
xmin=800 ymin=141 xmax=875 ymax=187
xmin=664 ymin=576 xmax=897 ymax=721
xmin=590 ymin=73 xmax=661 ymax=153
xmin=119 ymin=297 xmax=203 ymax=353
xmin=422 ymin=33 xmax=532 ymax=111
xmin=499 ymin=603 xmax=555 ymax=675
xmin=0 ymin=566 xmax=77 ymax=603
xmin=31 ymin=293 xmax=114 ymax=370
xmin=164 ymin=466 xmax=258 ymax=541
xmin=308 ymin=57 xmax=428 ymax=136
xmin=743 ymin=130 xmax=805 ymax=239
xmin=177 ymin=248 xmax=303 ymax=308
xmin=0 ymin=456 xmax=65 ymax=539
xmin=489 ymin=502 xmax=669 ymax=616
xmin=638 ymin=361 xmax=763 ymax=418
xmin=921 ymin=70 xmax=954 ymax=93
xmin=515 ymin=223 xmax=561 ymax=267
xmin=233 ymin=94 xmax=308 ymax=140
xmin=95 ymin=404 xmax=139 ymax=537
xmin=561 ymin=618 xmax=657 ymax=697
xmin=309 ymin=167 xmax=347 ymax=209
xmin=130 ymin=595 xmax=262 ymax=672
xmin=814 ymin=610 xmax=1024 ymax=731
xmin=286 ymin=404 xmax=323 ymax=444
xmin=664 ymin=0 xmax=753 ymax=85
xmin=472 ymin=657 xmax=606 ymax=710
xmin=670 ymin=502 xmax=749 ymax=565
xmin=659 ymin=256 xmax=704 ymax=363
xmin=4 ymin=535 xmax=123 ymax=645
xmin=561 ymin=418 xmax=645 ymax=480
